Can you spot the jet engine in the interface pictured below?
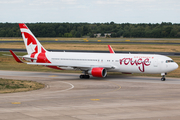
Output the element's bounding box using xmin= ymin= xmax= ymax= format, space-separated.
xmin=88 ymin=67 xmax=107 ymax=77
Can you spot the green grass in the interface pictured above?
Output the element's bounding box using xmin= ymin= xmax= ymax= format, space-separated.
xmin=2 ymin=42 xmax=180 ymax=53
xmin=0 ymin=78 xmax=44 ymax=93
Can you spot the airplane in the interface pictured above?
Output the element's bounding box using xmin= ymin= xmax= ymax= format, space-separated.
xmin=10 ymin=23 xmax=178 ymax=81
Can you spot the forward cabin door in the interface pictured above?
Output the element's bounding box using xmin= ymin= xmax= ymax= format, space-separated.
xmin=153 ymin=59 xmax=158 ymax=67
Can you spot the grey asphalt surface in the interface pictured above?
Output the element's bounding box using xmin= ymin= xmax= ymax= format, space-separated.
xmin=0 ymin=70 xmax=180 ymax=120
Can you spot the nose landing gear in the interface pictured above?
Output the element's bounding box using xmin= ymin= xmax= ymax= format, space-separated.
xmin=161 ymin=73 xmax=167 ymax=81
xmin=161 ymin=76 xmax=166 ymax=81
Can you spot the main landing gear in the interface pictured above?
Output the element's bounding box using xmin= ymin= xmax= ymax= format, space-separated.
xmin=79 ymin=75 xmax=90 ymax=79
xmin=79 ymin=71 xmax=90 ymax=79
xmin=161 ymin=73 xmax=167 ymax=81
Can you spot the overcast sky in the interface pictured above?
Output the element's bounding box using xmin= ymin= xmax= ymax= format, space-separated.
xmin=0 ymin=0 xmax=179 ymax=23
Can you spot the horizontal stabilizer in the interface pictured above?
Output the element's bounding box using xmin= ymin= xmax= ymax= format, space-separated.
xmin=23 ymin=57 xmax=37 ymax=60
xmin=9 ymin=50 xmax=24 ymax=63
xmin=2 ymin=54 xmax=13 ymax=57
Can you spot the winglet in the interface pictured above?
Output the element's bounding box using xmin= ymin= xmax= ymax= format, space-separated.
xmin=108 ymin=45 xmax=115 ymax=54
xmin=9 ymin=50 xmax=24 ymax=63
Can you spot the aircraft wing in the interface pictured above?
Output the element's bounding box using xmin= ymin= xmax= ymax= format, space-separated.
xmin=27 ymin=63 xmax=115 ymax=70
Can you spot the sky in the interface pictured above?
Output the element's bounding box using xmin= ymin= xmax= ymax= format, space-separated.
xmin=0 ymin=0 xmax=179 ymax=23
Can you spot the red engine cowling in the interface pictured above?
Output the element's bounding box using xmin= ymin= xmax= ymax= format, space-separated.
xmin=88 ymin=67 xmax=107 ymax=77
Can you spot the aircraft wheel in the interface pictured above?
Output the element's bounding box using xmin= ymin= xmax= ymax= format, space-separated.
xmin=85 ymin=75 xmax=90 ymax=79
xmin=80 ymin=75 xmax=90 ymax=79
xmin=161 ymin=77 xmax=166 ymax=81
xmin=80 ymin=75 xmax=84 ymax=79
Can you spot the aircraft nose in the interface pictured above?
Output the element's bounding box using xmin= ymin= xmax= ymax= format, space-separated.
xmin=174 ymin=62 xmax=179 ymax=70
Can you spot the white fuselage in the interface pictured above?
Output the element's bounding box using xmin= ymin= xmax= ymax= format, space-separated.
xmin=46 ymin=52 xmax=178 ymax=74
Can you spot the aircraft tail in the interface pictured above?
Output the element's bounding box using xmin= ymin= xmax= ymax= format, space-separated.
xmin=19 ymin=23 xmax=47 ymax=55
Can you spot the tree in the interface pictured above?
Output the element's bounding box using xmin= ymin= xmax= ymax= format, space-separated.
xmin=101 ymin=33 xmax=105 ymax=37
xmin=83 ymin=26 xmax=89 ymax=35
xmin=64 ymin=33 xmax=73 ymax=37
xmin=111 ymin=33 xmax=117 ymax=37
xmin=75 ymin=32 xmax=81 ymax=37
xmin=110 ymin=21 xmax=115 ymax=25
xmin=0 ymin=22 xmax=180 ymax=38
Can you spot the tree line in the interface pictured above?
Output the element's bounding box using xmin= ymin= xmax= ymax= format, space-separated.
xmin=0 ymin=22 xmax=180 ymax=38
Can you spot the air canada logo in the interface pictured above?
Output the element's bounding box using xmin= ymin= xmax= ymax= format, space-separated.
xmin=119 ymin=58 xmax=151 ymax=72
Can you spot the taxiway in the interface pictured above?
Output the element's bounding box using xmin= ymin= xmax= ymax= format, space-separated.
xmin=0 ymin=70 xmax=180 ymax=120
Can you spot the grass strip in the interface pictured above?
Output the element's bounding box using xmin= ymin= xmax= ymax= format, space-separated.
xmin=0 ymin=78 xmax=44 ymax=93
xmin=1 ymin=43 xmax=180 ymax=52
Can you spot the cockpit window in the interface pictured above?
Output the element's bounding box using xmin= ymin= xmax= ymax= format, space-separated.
xmin=166 ymin=60 xmax=174 ymax=63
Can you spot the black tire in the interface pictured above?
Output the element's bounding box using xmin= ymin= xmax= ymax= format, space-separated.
xmin=80 ymin=75 xmax=84 ymax=79
xmin=161 ymin=78 xmax=165 ymax=81
xmin=80 ymin=75 xmax=90 ymax=79
xmin=85 ymin=75 xmax=90 ymax=79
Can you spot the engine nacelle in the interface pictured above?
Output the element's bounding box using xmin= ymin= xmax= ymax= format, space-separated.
xmin=88 ymin=67 xmax=107 ymax=77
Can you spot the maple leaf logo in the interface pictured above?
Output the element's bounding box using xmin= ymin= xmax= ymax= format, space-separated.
xmin=27 ymin=42 xmax=37 ymax=53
